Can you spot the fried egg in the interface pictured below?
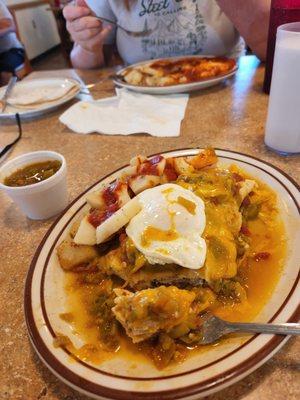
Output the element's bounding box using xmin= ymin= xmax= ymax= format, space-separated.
xmin=126 ymin=183 xmax=206 ymax=269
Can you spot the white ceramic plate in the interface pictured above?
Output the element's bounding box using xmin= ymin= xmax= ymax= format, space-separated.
xmin=0 ymin=78 xmax=81 ymax=120
xmin=25 ymin=149 xmax=300 ymax=400
xmin=113 ymin=56 xmax=238 ymax=94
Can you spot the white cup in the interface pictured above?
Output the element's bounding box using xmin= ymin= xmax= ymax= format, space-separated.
xmin=0 ymin=151 xmax=68 ymax=220
xmin=265 ymin=22 xmax=300 ymax=154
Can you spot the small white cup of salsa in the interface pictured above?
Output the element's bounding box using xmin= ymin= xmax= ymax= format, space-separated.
xmin=0 ymin=150 xmax=68 ymax=220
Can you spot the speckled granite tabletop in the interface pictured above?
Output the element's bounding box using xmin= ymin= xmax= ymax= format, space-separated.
xmin=0 ymin=56 xmax=299 ymax=400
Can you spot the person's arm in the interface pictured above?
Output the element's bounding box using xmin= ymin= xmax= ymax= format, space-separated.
xmin=63 ymin=0 xmax=112 ymax=69
xmin=0 ymin=17 xmax=15 ymax=37
xmin=70 ymin=42 xmax=105 ymax=69
xmin=216 ymin=0 xmax=271 ymax=61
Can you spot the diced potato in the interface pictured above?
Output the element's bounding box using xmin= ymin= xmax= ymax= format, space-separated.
xmin=120 ymin=165 xmax=138 ymax=180
xmin=86 ymin=190 xmax=106 ymax=209
xmin=57 ymin=239 xmax=98 ymax=271
xmin=86 ymin=181 xmax=131 ymax=209
xmin=124 ymin=69 xmax=143 ymax=85
xmin=152 ymin=157 xmax=166 ymax=176
xmin=130 ymin=155 xmax=147 ymax=167
xmin=160 ymin=159 xmax=178 ymax=183
xmin=188 ymin=148 xmax=217 ymax=170
xmin=69 ymin=218 xmax=81 ymax=239
xmin=114 ymin=183 xmax=131 ymax=207
xmin=128 ymin=174 xmax=161 ymax=195
xmin=74 ymin=215 xmax=96 ymax=245
xmin=137 ymin=156 xmax=166 ymax=177
xmin=158 ymin=76 xmax=175 ymax=86
xmin=179 ymin=76 xmax=188 ymax=84
xmin=145 ymin=76 xmax=161 ymax=86
xmin=173 ymin=157 xmax=195 ymax=175
xmin=96 ymin=197 xmax=141 ymax=244
xmin=140 ymin=66 xmax=163 ymax=77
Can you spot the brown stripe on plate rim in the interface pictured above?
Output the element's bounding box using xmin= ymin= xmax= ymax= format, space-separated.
xmin=24 ymin=148 xmax=300 ymax=400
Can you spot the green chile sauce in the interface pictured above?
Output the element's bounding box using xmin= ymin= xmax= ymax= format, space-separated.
xmin=4 ymin=160 xmax=62 ymax=187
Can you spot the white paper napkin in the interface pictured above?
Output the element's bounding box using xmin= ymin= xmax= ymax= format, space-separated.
xmin=59 ymin=88 xmax=189 ymax=137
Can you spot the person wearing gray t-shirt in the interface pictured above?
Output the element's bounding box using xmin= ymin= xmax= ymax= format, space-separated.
xmin=63 ymin=0 xmax=271 ymax=70
xmin=0 ymin=0 xmax=24 ymax=85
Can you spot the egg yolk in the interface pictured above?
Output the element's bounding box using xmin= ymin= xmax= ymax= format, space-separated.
xmin=140 ymin=190 xmax=197 ymax=248
xmin=177 ymin=196 xmax=196 ymax=215
xmin=141 ymin=226 xmax=179 ymax=247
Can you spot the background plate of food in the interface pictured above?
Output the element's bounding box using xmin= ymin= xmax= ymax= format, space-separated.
xmin=24 ymin=148 xmax=300 ymax=400
xmin=114 ymin=56 xmax=238 ymax=94
xmin=0 ymin=78 xmax=81 ymax=120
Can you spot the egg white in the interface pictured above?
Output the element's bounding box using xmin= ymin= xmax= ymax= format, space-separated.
xmin=126 ymin=183 xmax=206 ymax=269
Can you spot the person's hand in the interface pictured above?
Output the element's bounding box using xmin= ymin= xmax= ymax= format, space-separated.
xmin=63 ymin=0 xmax=112 ymax=53
xmin=0 ymin=17 xmax=14 ymax=37
xmin=0 ymin=18 xmax=12 ymax=30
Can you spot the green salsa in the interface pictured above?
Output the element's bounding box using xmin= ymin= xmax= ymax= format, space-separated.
xmin=4 ymin=160 xmax=61 ymax=187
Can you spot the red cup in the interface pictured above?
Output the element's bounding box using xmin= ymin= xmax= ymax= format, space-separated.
xmin=263 ymin=0 xmax=300 ymax=93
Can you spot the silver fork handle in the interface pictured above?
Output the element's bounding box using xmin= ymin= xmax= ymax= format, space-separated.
xmin=83 ymin=74 xmax=118 ymax=88
xmin=95 ymin=16 xmax=124 ymax=31
xmin=227 ymin=322 xmax=300 ymax=335
xmin=94 ymin=16 xmax=152 ymax=37
xmin=95 ymin=16 xmax=116 ymax=25
xmin=3 ymin=76 xmax=18 ymax=101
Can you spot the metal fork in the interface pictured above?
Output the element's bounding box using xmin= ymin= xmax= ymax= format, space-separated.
xmin=0 ymin=76 xmax=17 ymax=113
xmin=79 ymin=66 xmax=123 ymax=94
xmin=95 ymin=16 xmax=153 ymax=37
xmin=193 ymin=313 xmax=300 ymax=345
